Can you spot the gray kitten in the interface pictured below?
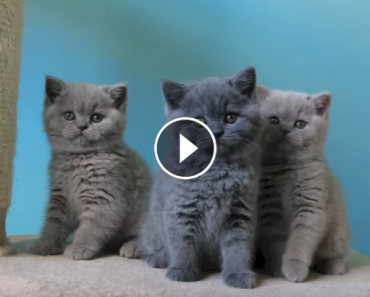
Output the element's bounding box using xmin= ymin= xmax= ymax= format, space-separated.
xmin=140 ymin=67 xmax=263 ymax=289
xmin=257 ymin=88 xmax=350 ymax=282
xmin=28 ymin=76 xmax=151 ymax=260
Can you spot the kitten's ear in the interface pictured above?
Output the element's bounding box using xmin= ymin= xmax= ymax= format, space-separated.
xmin=231 ymin=66 xmax=256 ymax=98
xmin=45 ymin=75 xmax=65 ymax=104
xmin=256 ymin=85 xmax=270 ymax=101
xmin=107 ymin=83 xmax=127 ymax=109
xmin=162 ymin=79 xmax=188 ymax=111
xmin=310 ymin=92 xmax=331 ymax=116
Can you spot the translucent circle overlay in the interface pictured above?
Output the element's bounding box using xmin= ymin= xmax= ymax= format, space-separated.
xmin=154 ymin=117 xmax=217 ymax=180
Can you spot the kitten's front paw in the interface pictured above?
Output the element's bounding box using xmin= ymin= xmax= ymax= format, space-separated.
xmin=223 ymin=271 xmax=256 ymax=289
xmin=166 ymin=267 xmax=200 ymax=282
xmin=282 ymin=259 xmax=309 ymax=282
xmin=64 ymin=244 xmax=97 ymax=260
xmin=28 ymin=241 xmax=63 ymax=256
xmin=145 ymin=251 xmax=168 ymax=268
xmin=314 ymin=258 xmax=347 ymax=275
xmin=120 ymin=240 xmax=140 ymax=259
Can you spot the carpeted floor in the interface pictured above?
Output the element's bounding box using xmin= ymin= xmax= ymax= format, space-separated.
xmin=0 ymin=238 xmax=369 ymax=297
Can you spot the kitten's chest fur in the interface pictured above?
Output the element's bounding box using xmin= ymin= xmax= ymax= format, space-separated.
xmin=261 ymin=162 xmax=295 ymax=191
xmin=260 ymin=161 xmax=298 ymax=214
xmin=168 ymin=163 xmax=257 ymax=269
xmin=171 ymin=164 xmax=256 ymax=233
xmin=50 ymin=152 xmax=124 ymax=211
xmin=259 ymin=158 xmax=321 ymax=217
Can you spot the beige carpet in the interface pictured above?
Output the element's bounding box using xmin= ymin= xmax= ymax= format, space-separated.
xmin=0 ymin=239 xmax=369 ymax=297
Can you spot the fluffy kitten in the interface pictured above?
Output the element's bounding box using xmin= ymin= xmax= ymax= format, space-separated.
xmin=257 ymin=88 xmax=350 ymax=282
xmin=140 ymin=67 xmax=263 ymax=289
xmin=29 ymin=76 xmax=151 ymax=260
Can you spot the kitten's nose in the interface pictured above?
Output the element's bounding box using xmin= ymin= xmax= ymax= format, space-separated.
xmin=213 ymin=130 xmax=224 ymax=139
xmin=280 ymin=128 xmax=290 ymax=135
xmin=78 ymin=125 xmax=88 ymax=131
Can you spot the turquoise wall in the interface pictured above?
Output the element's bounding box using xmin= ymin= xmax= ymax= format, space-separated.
xmin=7 ymin=0 xmax=370 ymax=256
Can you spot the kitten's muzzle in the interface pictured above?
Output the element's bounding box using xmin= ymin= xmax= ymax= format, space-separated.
xmin=213 ymin=130 xmax=224 ymax=139
xmin=78 ymin=125 xmax=88 ymax=131
xmin=280 ymin=128 xmax=290 ymax=135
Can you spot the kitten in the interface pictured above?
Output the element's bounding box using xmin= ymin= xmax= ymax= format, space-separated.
xmin=28 ymin=76 xmax=151 ymax=260
xmin=257 ymin=88 xmax=350 ymax=282
xmin=140 ymin=67 xmax=263 ymax=289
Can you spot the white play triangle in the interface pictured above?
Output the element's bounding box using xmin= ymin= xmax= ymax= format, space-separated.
xmin=179 ymin=134 xmax=198 ymax=163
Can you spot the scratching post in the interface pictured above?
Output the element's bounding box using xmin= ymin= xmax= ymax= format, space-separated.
xmin=0 ymin=0 xmax=24 ymax=255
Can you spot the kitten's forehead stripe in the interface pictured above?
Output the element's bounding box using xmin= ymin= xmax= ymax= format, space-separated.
xmin=58 ymin=83 xmax=113 ymax=116
xmin=265 ymin=90 xmax=317 ymax=119
xmin=184 ymin=77 xmax=249 ymax=120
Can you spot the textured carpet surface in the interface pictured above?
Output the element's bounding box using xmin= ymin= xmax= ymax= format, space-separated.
xmin=0 ymin=238 xmax=369 ymax=297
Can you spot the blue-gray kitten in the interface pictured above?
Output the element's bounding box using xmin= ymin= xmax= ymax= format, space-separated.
xmin=29 ymin=76 xmax=151 ymax=260
xmin=140 ymin=67 xmax=263 ymax=289
xmin=257 ymin=88 xmax=350 ymax=282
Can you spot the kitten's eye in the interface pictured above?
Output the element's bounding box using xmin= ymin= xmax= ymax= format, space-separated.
xmin=295 ymin=120 xmax=306 ymax=129
xmin=225 ymin=113 xmax=238 ymax=124
xmin=63 ymin=112 xmax=75 ymax=121
xmin=194 ymin=117 xmax=206 ymax=128
xmin=91 ymin=114 xmax=104 ymax=123
xmin=269 ymin=116 xmax=279 ymax=125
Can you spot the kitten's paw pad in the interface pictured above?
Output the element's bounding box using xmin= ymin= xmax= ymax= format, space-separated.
xmin=223 ymin=271 xmax=256 ymax=289
xmin=314 ymin=258 xmax=347 ymax=275
xmin=146 ymin=253 xmax=168 ymax=268
xmin=63 ymin=244 xmax=96 ymax=260
xmin=166 ymin=267 xmax=200 ymax=282
xmin=0 ymin=240 xmax=16 ymax=256
xmin=28 ymin=242 xmax=63 ymax=256
xmin=282 ymin=259 xmax=309 ymax=283
xmin=120 ymin=240 xmax=140 ymax=259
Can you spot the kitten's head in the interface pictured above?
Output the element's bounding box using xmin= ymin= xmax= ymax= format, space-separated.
xmin=260 ymin=88 xmax=331 ymax=152
xmin=43 ymin=76 xmax=127 ymax=152
xmin=162 ymin=67 xmax=262 ymax=157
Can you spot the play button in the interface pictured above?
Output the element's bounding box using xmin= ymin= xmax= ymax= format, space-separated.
xmin=179 ymin=134 xmax=198 ymax=163
xmin=154 ymin=117 xmax=217 ymax=180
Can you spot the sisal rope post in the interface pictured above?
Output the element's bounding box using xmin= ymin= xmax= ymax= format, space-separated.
xmin=0 ymin=0 xmax=24 ymax=255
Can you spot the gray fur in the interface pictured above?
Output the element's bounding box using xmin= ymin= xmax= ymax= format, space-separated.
xmin=140 ymin=67 xmax=263 ymax=289
xmin=28 ymin=76 xmax=151 ymax=260
xmin=257 ymin=88 xmax=350 ymax=282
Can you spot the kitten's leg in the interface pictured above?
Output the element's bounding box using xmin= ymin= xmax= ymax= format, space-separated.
xmin=282 ymin=190 xmax=327 ymax=283
xmin=139 ymin=183 xmax=169 ymax=268
xmin=314 ymin=257 xmax=347 ymax=275
xmin=140 ymin=218 xmax=169 ymax=268
xmin=258 ymin=226 xmax=286 ymax=277
xmin=220 ymin=199 xmax=257 ymax=289
xmin=145 ymin=247 xmax=168 ymax=268
xmin=64 ymin=206 xmax=118 ymax=260
xmin=119 ymin=238 xmax=140 ymax=259
xmin=164 ymin=210 xmax=201 ymax=282
xmin=258 ymin=176 xmax=287 ymax=277
xmin=29 ymin=189 xmax=71 ymax=255
xmin=313 ymin=220 xmax=349 ymax=275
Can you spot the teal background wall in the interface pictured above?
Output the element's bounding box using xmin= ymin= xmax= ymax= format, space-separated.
xmin=7 ymin=0 xmax=370 ymax=256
